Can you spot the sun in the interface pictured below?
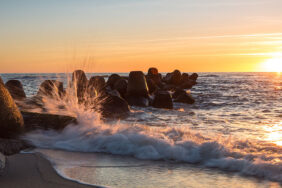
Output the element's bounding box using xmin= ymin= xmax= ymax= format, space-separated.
xmin=261 ymin=57 xmax=282 ymax=72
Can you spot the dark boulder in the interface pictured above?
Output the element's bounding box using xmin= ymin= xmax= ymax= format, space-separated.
xmin=113 ymin=79 xmax=127 ymax=98
xmin=171 ymin=70 xmax=182 ymax=85
xmin=107 ymin=74 xmax=122 ymax=89
xmin=72 ymin=70 xmax=88 ymax=102
xmin=174 ymin=92 xmax=195 ymax=104
xmin=127 ymin=71 xmax=149 ymax=98
xmin=22 ymin=111 xmax=77 ymax=131
xmin=89 ymin=76 xmax=105 ymax=90
xmin=180 ymin=73 xmax=189 ymax=83
xmin=172 ymin=89 xmax=187 ymax=99
xmin=146 ymin=78 xmax=158 ymax=94
xmin=162 ymin=84 xmax=175 ymax=91
xmin=152 ymin=91 xmax=173 ymax=109
xmin=178 ymin=73 xmax=196 ymax=89
xmin=5 ymin=80 xmax=26 ymax=100
xmin=0 ymin=83 xmax=24 ymax=139
xmin=158 ymin=73 xmax=163 ymax=81
xmin=148 ymin=67 xmax=159 ymax=77
xmin=98 ymin=90 xmax=130 ymax=119
xmin=126 ymin=71 xmax=149 ymax=107
xmin=189 ymin=73 xmax=198 ymax=81
xmin=0 ymin=138 xmax=31 ymax=156
xmin=147 ymin=67 xmax=161 ymax=85
xmin=163 ymin=70 xmax=182 ymax=86
xmin=163 ymin=73 xmax=172 ymax=84
xmin=88 ymin=76 xmax=106 ymax=97
xmin=37 ymin=80 xmax=64 ymax=99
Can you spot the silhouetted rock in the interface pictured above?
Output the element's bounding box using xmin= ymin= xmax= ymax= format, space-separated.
xmin=171 ymin=70 xmax=182 ymax=85
xmin=189 ymin=73 xmax=198 ymax=81
xmin=37 ymin=80 xmax=64 ymax=99
xmin=88 ymin=76 xmax=106 ymax=98
xmin=163 ymin=70 xmax=182 ymax=86
xmin=0 ymin=138 xmax=32 ymax=156
xmin=89 ymin=76 xmax=105 ymax=91
xmin=163 ymin=73 xmax=172 ymax=83
xmin=127 ymin=71 xmax=149 ymax=97
xmin=162 ymin=84 xmax=175 ymax=91
xmin=0 ymin=83 xmax=24 ymax=139
xmin=146 ymin=67 xmax=162 ymax=93
xmin=153 ymin=91 xmax=173 ymax=109
xmin=98 ymin=90 xmax=130 ymax=119
xmin=72 ymin=70 xmax=88 ymax=102
xmin=172 ymin=89 xmax=186 ymax=99
xmin=126 ymin=71 xmax=149 ymax=107
xmin=22 ymin=111 xmax=77 ymax=131
xmin=107 ymin=74 xmax=122 ymax=89
xmin=180 ymin=73 xmax=189 ymax=83
xmin=148 ymin=67 xmax=158 ymax=77
xmin=147 ymin=67 xmax=161 ymax=86
xmin=5 ymin=80 xmax=26 ymax=100
xmin=174 ymin=92 xmax=195 ymax=104
xmin=146 ymin=78 xmax=158 ymax=94
xmin=158 ymin=73 xmax=163 ymax=80
xmin=113 ymin=79 xmax=127 ymax=98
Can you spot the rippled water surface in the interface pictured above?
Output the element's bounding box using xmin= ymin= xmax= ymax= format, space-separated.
xmin=1 ymin=72 xmax=281 ymax=187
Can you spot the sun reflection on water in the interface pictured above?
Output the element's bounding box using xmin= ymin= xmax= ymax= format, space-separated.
xmin=263 ymin=121 xmax=282 ymax=146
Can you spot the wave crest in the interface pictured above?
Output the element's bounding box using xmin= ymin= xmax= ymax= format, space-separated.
xmin=24 ymin=113 xmax=282 ymax=183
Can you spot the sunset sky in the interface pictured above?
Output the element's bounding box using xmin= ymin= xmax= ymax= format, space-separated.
xmin=1 ymin=0 xmax=282 ymax=73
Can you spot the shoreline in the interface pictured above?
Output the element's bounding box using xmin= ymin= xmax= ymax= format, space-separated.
xmin=0 ymin=153 xmax=99 ymax=188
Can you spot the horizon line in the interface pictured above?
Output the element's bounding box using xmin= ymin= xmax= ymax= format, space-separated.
xmin=0 ymin=71 xmax=278 ymax=74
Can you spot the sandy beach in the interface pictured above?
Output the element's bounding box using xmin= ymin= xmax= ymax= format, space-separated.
xmin=0 ymin=153 xmax=97 ymax=188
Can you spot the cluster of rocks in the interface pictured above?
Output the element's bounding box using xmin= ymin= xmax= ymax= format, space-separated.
xmin=0 ymin=68 xmax=198 ymax=155
xmin=69 ymin=68 xmax=198 ymax=113
xmin=58 ymin=68 xmax=197 ymax=117
xmin=103 ymin=68 xmax=198 ymax=110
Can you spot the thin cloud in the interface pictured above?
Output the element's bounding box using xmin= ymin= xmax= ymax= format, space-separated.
xmin=232 ymin=52 xmax=282 ymax=57
xmin=82 ymin=33 xmax=282 ymax=46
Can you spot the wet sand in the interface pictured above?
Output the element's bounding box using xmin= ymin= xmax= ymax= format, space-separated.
xmin=0 ymin=153 xmax=98 ymax=188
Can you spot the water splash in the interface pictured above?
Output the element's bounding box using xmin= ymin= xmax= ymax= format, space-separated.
xmin=23 ymin=103 xmax=282 ymax=183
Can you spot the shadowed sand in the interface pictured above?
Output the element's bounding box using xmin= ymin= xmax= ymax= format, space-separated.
xmin=0 ymin=153 xmax=98 ymax=188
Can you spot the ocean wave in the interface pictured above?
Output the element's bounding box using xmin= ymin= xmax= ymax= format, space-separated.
xmin=23 ymin=113 xmax=282 ymax=183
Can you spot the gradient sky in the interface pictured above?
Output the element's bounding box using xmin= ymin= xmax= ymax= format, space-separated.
xmin=1 ymin=0 xmax=282 ymax=73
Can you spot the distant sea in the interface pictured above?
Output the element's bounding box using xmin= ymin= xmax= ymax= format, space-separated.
xmin=1 ymin=72 xmax=281 ymax=187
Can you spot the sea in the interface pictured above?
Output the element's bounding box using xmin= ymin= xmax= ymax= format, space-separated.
xmin=1 ymin=72 xmax=281 ymax=188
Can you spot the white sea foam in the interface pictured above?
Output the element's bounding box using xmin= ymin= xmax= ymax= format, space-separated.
xmin=24 ymin=109 xmax=282 ymax=183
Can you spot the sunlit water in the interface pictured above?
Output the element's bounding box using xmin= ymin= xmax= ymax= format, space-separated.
xmin=1 ymin=72 xmax=281 ymax=187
